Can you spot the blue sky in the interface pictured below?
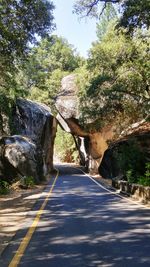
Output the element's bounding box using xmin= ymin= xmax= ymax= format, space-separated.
xmin=53 ymin=0 xmax=97 ymax=57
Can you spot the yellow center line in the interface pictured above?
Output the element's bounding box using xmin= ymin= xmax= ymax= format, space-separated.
xmin=9 ymin=169 xmax=59 ymax=267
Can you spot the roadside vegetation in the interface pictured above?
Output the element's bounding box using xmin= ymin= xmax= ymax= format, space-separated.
xmin=0 ymin=180 xmax=9 ymax=195
xmin=114 ymin=141 xmax=150 ymax=186
xmin=0 ymin=175 xmax=36 ymax=195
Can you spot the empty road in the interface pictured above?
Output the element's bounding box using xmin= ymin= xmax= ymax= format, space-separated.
xmin=1 ymin=165 xmax=150 ymax=267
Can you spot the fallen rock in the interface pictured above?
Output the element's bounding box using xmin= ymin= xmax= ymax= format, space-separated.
xmin=0 ymin=135 xmax=38 ymax=182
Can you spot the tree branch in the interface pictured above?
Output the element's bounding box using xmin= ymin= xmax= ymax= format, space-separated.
xmin=85 ymin=0 xmax=120 ymax=16
xmin=99 ymin=2 xmax=107 ymax=18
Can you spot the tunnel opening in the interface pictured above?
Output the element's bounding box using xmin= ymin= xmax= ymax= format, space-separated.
xmin=54 ymin=124 xmax=79 ymax=165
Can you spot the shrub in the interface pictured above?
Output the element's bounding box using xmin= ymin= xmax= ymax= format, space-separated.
xmin=126 ymin=169 xmax=137 ymax=184
xmin=116 ymin=140 xmax=145 ymax=183
xmin=0 ymin=180 xmax=9 ymax=194
xmin=23 ymin=176 xmax=35 ymax=188
xmin=138 ymin=163 xmax=150 ymax=186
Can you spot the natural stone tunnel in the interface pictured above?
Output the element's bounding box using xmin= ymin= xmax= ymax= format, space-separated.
xmin=54 ymin=74 xmax=150 ymax=176
xmin=54 ymin=74 xmax=114 ymax=174
xmin=0 ymin=75 xmax=149 ymax=182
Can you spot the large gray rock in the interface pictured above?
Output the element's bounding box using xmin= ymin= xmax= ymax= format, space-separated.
xmin=55 ymin=74 xmax=79 ymax=120
xmin=12 ymin=98 xmax=57 ymax=176
xmin=13 ymin=99 xmax=53 ymax=143
xmin=55 ymin=74 xmax=85 ymax=136
xmin=0 ymin=135 xmax=39 ymax=182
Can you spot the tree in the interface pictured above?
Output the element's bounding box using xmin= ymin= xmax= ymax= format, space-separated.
xmin=0 ymin=0 xmax=55 ymax=58
xmin=118 ymin=0 xmax=150 ymax=33
xmin=0 ymin=0 xmax=55 ymax=135
xmin=96 ymin=3 xmax=118 ymax=40
xmin=77 ymin=25 xmax=150 ymax=133
xmin=73 ymin=0 xmax=150 ymax=33
xmin=24 ymin=35 xmax=83 ymax=107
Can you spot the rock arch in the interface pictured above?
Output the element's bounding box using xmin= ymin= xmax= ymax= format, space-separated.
xmin=55 ymin=74 xmax=114 ymax=174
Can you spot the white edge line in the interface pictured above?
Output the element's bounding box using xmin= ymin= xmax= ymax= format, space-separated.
xmin=72 ymin=165 xmax=150 ymax=210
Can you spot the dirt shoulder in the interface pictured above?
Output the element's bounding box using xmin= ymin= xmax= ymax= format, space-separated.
xmin=0 ymin=180 xmax=50 ymax=257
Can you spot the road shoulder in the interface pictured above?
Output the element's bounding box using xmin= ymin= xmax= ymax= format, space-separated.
xmin=0 ymin=179 xmax=51 ymax=257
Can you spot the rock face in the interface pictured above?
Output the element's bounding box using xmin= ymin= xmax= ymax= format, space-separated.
xmin=2 ymin=98 xmax=57 ymax=180
xmin=0 ymin=135 xmax=38 ymax=181
xmin=55 ymin=74 xmax=79 ymax=120
xmin=99 ymin=122 xmax=150 ymax=179
xmin=55 ymin=74 xmax=114 ymax=173
xmin=0 ymin=112 xmax=10 ymax=137
xmin=13 ymin=98 xmax=57 ymax=176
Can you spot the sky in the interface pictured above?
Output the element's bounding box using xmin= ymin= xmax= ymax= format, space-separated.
xmin=52 ymin=0 xmax=98 ymax=57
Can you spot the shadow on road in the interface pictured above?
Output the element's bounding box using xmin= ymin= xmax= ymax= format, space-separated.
xmin=1 ymin=164 xmax=150 ymax=267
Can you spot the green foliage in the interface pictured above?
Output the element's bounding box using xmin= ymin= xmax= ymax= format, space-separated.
xmin=0 ymin=0 xmax=55 ymax=58
xmin=0 ymin=0 xmax=55 ymax=135
xmin=118 ymin=141 xmax=144 ymax=175
xmin=0 ymin=180 xmax=9 ymax=195
xmin=77 ymin=25 xmax=150 ymax=132
xmin=116 ymin=140 xmax=146 ymax=184
xmin=138 ymin=163 xmax=150 ymax=186
xmin=124 ymin=163 xmax=150 ymax=186
xmin=23 ymin=176 xmax=35 ymax=188
xmin=25 ymin=36 xmax=82 ymax=108
xmin=126 ymin=169 xmax=135 ymax=184
xmin=29 ymin=69 xmax=68 ymax=110
xmin=54 ymin=126 xmax=79 ymax=163
xmin=28 ymin=36 xmax=80 ymax=77
xmin=118 ymin=0 xmax=150 ymax=34
xmin=96 ymin=3 xmax=118 ymax=41
xmin=73 ymin=0 xmax=150 ymax=34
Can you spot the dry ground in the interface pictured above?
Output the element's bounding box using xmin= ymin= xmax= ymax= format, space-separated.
xmin=0 ymin=181 xmax=48 ymax=256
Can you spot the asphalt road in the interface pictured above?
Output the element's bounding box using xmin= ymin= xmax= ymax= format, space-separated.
xmin=1 ymin=165 xmax=150 ymax=267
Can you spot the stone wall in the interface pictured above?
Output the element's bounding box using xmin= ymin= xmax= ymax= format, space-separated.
xmin=113 ymin=180 xmax=150 ymax=204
